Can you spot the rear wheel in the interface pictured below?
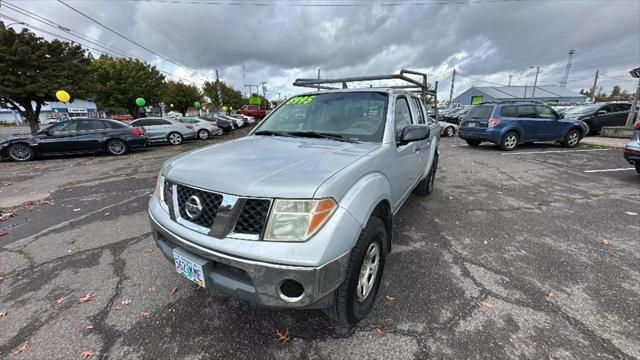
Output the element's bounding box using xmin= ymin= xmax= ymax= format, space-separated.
xmin=635 ymin=162 xmax=640 ymax=174
xmin=561 ymin=129 xmax=581 ymax=148
xmin=197 ymin=129 xmax=210 ymax=140
xmin=106 ymin=139 xmax=128 ymax=156
xmin=500 ymin=132 xmax=519 ymax=151
xmin=7 ymin=143 xmax=35 ymax=162
xmin=414 ymin=152 xmax=438 ymax=195
xmin=168 ymin=132 xmax=183 ymax=145
xmin=465 ymin=139 xmax=481 ymax=147
xmin=325 ymin=217 xmax=386 ymax=327
xmin=444 ymin=126 xmax=455 ymax=137
xmin=217 ymin=129 xmax=224 ymax=136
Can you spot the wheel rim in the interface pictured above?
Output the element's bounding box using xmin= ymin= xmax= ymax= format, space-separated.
xmin=357 ymin=242 xmax=380 ymax=302
xmin=108 ymin=140 xmax=126 ymax=155
xmin=9 ymin=144 xmax=31 ymax=161
xmin=169 ymin=133 xmax=182 ymax=144
xmin=504 ymin=134 xmax=517 ymax=149
xmin=217 ymin=129 xmax=223 ymax=136
xmin=568 ymin=132 xmax=579 ymax=146
xmin=446 ymin=127 xmax=454 ymax=136
xmin=198 ymin=130 xmax=209 ymax=139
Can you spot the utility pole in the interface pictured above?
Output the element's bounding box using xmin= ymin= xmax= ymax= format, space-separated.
xmin=449 ymin=68 xmax=456 ymax=104
xmin=508 ymin=75 xmax=513 ymax=87
xmin=626 ymin=67 xmax=640 ymax=127
xmin=531 ymin=66 xmax=540 ymax=98
xmin=589 ymin=70 xmax=599 ymax=103
xmin=242 ymin=64 xmax=247 ymax=98
xmin=559 ymin=49 xmax=576 ymax=88
xmin=317 ymin=68 xmax=321 ymax=92
xmin=215 ymin=69 xmax=223 ymax=109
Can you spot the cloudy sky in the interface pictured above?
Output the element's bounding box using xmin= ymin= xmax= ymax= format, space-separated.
xmin=2 ymin=0 xmax=639 ymax=102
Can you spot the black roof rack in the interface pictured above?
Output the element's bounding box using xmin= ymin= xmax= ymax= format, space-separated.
xmin=293 ymin=69 xmax=438 ymax=104
xmin=479 ymin=100 xmax=545 ymax=105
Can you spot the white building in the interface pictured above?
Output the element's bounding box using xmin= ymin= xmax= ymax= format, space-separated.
xmin=0 ymin=99 xmax=99 ymax=125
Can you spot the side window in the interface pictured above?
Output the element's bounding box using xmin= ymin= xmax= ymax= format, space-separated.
xmin=48 ymin=121 xmax=77 ymax=133
xmin=394 ymin=97 xmax=413 ymax=141
xmin=500 ymin=106 xmax=517 ymax=117
xmin=78 ymin=120 xmax=107 ymax=131
xmin=159 ymin=120 xmax=173 ymax=125
xmin=535 ymin=106 xmax=556 ymax=119
xmin=104 ymin=121 xmax=125 ymax=129
xmin=613 ymin=104 xmax=630 ymax=112
xmin=517 ymin=105 xmax=536 ymax=118
xmin=600 ymin=105 xmax=612 ymax=113
xmin=411 ymin=98 xmax=425 ymax=124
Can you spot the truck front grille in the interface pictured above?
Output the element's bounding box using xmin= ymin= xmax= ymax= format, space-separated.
xmin=176 ymin=184 xmax=223 ymax=228
xmin=234 ymin=199 xmax=271 ymax=235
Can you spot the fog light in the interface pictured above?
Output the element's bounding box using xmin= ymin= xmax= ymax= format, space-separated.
xmin=279 ymin=279 xmax=304 ymax=301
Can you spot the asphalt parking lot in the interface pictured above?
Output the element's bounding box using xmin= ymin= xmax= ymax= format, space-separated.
xmin=0 ymin=130 xmax=638 ymax=359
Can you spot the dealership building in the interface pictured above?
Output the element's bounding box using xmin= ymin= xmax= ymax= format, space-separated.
xmin=0 ymin=99 xmax=100 ymax=125
xmin=453 ymin=85 xmax=587 ymax=105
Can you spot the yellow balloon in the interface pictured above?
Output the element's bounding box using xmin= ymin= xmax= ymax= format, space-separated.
xmin=56 ymin=90 xmax=70 ymax=103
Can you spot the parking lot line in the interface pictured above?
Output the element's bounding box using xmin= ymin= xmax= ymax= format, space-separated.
xmin=583 ymin=168 xmax=636 ymax=173
xmin=502 ymin=149 xmax=615 ymax=155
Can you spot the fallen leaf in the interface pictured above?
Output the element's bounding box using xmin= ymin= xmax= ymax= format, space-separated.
xmin=385 ymin=295 xmax=396 ymax=301
xmin=170 ymin=287 xmax=178 ymax=296
xmin=73 ymin=208 xmax=81 ymax=212
xmin=14 ymin=340 xmax=30 ymax=354
xmin=81 ymin=349 xmax=95 ymax=358
xmin=546 ymin=291 xmax=556 ymax=299
xmin=104 ymin=212 xmax=110 ymax=216
xmin=148 ymin=287 xmax=156 ymax=293
xmin=79 ymin=293 xmax=96 ymax=303
xmin=67 ymin=249 xmax=73 ymax=254
xmin=624 ymin=211 xmax=638 ymax=216
xmin=55 ymin=296 xmax=66 ymax=304
xmin=0 ymin=309 xmax=7 ymax=317
xmin=0 ymin=211 xmax=14 ymax=221
xmin=519 ymin=249 xmax=528 ymax=255
xmin=121 ymin=299 xmax=132 ymax=305
xmin=114 ymin=305 xmax=123 ymax=311
xmin=479 ymin=300 xmax=494 ymax=310
xmin=375 ymin=327 xmax=386 ymax=337
xmin=86 ymin=325 xmax=94 ymax=329
xmin=140 ymin=310 xmax=150 ymax=317
xmin=0 ymin=229 xmax=9 ymax=237
xmin=275 ymin=329 xmax=290 ymax=344
xmin=602 ymin=239 xmax=609 ymax=246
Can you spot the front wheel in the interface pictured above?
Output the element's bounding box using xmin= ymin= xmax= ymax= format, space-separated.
xmin=500 ymin=132 xmax=519 ymax=151
xmin=582 ymin=121 xmax=591 ymax=136
xmin=167 ymin=132 xmax=183 ymax=145
xmin=444 ymin=126 xmax=455 ymax=137
xmin=325 ymin=217 xmax=386 ymax=327
xmin=217 ymin=129 xmax=224 ymax=136
xmin=106 ymin=139 xmax=128 ymax=156
xmin=561 ymin=129 xmax=582 ymax=148
xmin=7 ymin=143 xmax=35 ymax=162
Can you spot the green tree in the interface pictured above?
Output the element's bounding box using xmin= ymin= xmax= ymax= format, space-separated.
xmin=90 ymin=55 xmax=165 ymax=116
xmin=609 ymin=85 xmax=622 ymax=100
xmin=0 ymin=24 xmax=92 ymax=133
xmin=164 ymin=81 xmax=202 ymax=116
xmin=202 ymin=81 xmax=244 ymax=110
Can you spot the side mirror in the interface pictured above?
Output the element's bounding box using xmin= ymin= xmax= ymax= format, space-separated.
xmin=597 ymin=110 xmax=607 ymax=116
xmin=398 ymin=125 xmax=430 ymax=145
xmin=558 ymin=113 xmax=565 ymax=119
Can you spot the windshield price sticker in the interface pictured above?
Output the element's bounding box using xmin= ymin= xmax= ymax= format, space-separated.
xmin=288 ymin=96 xmax=315 ymax=104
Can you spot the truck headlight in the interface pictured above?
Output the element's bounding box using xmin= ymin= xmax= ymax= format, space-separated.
xmin=155 ymin=173 xmax=165 ymax=204
xmin=264 ymin=198 xmax=337 ymax=241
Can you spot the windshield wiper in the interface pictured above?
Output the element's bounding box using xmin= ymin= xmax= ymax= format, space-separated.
xmin=286 ymin=131 xmax=360 ymax=143
xmin=254 ymin=130 xmax=296 ymax=137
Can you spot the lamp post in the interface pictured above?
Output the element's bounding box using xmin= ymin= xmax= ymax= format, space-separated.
xmin=530 ymin=66 xmax=540 ymax=99
xmin=626 ymin=67 xmax=640 ymax=127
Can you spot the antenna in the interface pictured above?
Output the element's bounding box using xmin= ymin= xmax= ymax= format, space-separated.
xmin=559 ymin=49 xmax=576 ymax=88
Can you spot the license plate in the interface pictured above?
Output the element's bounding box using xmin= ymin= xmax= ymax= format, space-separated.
xmin=173 ymin=250 xmax=206 ymax=288
xmin=467 ymin=122 xmax=477 ymax=127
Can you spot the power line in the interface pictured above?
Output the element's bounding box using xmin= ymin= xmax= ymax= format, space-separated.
xmin=56 ymin=0 xmax=184 ymax=68
xmin=118 ymin=0 xmax=639 ymax=6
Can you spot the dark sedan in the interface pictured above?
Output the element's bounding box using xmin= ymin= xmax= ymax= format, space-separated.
xmin=563 ymin=102 xmax=631 ymax=135
xmin=199 ymin=115 xmax=235 ymax=132
xmin=0 ymin=118 xmax=147 ymax=162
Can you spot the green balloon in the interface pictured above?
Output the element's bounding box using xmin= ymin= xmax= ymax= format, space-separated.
xmin=194 ymin=101 xmax=201 ymax=109
xmin=135 ymin=97 xmax=146 ymax=107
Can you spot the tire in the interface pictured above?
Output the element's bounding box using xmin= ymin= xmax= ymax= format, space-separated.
xmin=106 ymin=139 xmax=128 ymax=156
xmin=500 ymin=132 xmax=519 ymax=151
xmin=635 ymin=162 xmax=640 ymax=174
xmin=414 ymin=152 xmax=438 ymax=195
xmin=197 ymin=129 xmax=210 ymax=140
xmin=444 ymin=126 xmax=455 ymax=137
xmin=167 ymin=132 xmax=183 ymax=145
xmin=466 ymin=139 xmax=481 ymax=147
xmin=561 ymin=129 xmax=582 ymax=148
xmin=325 ymin=217 xmax=386 ymax=327
xmin=217 ymin=129 xmax=224 ymax=136
xmin=7 ymin=143 xmax=35 ymax=162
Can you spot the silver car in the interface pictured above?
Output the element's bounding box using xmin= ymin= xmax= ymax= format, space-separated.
xmin=438 ymin=120 xmax=458 ymax=137
xmin=130 ymin=117 xmax=197 ymax=145
xmin=149 ymin=89 xmax=439 ymax=326
xmin=176 ymin=117 xmax=223 ymax=140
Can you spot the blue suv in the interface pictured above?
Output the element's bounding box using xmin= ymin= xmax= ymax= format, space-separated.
xmin=458 ymin=102 xmax=588 ymax=151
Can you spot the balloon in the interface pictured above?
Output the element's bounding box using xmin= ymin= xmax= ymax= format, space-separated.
xmin=56 ymin=90 xmax=70 ymax=103
xmin=170 ymin=103 xmax=174 ymax=107
xmin=135 ymin=97 xmax=146 ymax=107
xmin=222 ymin=106 xmax=228 ymax=111
xmin=194 ymin=101 xmax=201 ymax=109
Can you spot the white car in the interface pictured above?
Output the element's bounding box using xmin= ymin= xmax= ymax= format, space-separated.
xmin=221 ymin=115 xmax=244 ymax=128
xmin=176 ymin=117 xmax=223 ymax=139
xmin=439 ymin=120 xmax=458 ymax=137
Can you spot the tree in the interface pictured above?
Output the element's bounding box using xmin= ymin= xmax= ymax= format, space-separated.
xmin=90 ymin=56 xmax=165 ymax=116
xmin=0 ymin=24 xmax=92 ymax=133
xmin=164 ymin=81 xmax=202 ymax=116
xmin=202 ymin=81 xmax=244 ymax=110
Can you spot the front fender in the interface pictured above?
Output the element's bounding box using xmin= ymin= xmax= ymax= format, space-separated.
xmin=337 ymin=172 xmax=393 ymax=230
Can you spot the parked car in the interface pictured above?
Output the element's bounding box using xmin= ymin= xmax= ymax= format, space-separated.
xmin=623 ymin=121 xmax=640 ymax=174
xmin=149 ymin=89 xmax=439 ymax=326
xmin=458 ymin=102 xmax=587 ymax=151
xmin=562 ymin=102 xmax=631 ymax=135
xmin=176 ymin=117 xmax=223 ymax=139
xmin=443 ymin=105 xmax=471 ymax=124
xmin=438 ymin=120 xmax=458 ymax=137
xmin=208 ymin=116 xmax=235 ymax=132
xmin=111 ymin=114 xmax=135 ymax=122
xmin=129 ymin=117 xmax=196 ymax=145
xmin=0 ymin=118 xmax=147 ymax=162
xmin=220 ymin=115 xmax=244 ymax=128
xmin=238 ymin=104 xmax=267 ymax=118
xmin=230 ymin=114 xmax=256 ymax=125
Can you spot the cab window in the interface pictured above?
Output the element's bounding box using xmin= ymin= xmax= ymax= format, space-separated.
xmin=394 ymin=96 xmax=413 ymax=141
xmin=48 ymin=121 xmax=77 ymax=133
xmin=411 ymin=98 xmax=425 ymax=124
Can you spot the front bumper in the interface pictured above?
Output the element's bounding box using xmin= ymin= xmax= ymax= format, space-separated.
xmin=149 ymin=210 xmax=350 ymax=308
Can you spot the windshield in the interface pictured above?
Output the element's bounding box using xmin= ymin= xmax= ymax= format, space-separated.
xmin=564 ymin=105 xmax=599 ymax=115
xmin=255 ymin=92 xmax=388 ymax=142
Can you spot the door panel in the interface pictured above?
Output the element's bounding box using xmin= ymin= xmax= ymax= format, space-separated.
xmin=535 ymin=106 xmax=563 ymax=140
xmin=76 ymin=120 xmax=108 ymax=150
xmin=36 ymin=121 xmax=79 ymax=153
xmin=517 ymin=105 xmax=540 ymax=141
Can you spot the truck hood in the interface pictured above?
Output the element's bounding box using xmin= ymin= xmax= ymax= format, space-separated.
xmin=163 ymin=135 xmax=379 ymax=198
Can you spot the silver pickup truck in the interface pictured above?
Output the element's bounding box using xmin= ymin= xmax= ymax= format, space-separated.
xmin=149 ymin=88 xmax=440 ymax=325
